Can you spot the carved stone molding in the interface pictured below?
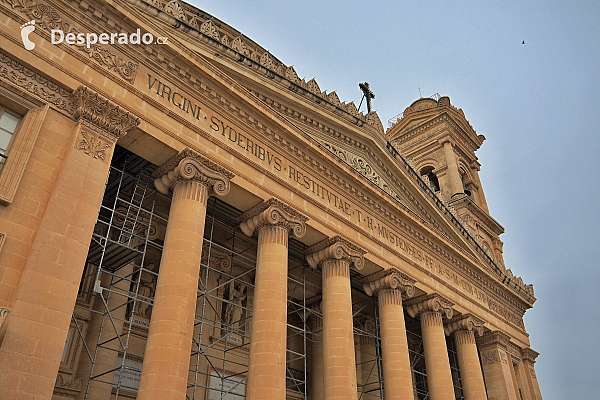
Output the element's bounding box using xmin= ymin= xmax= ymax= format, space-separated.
xmin=443 ymin=313 xmax=485 ymax=337
xmin=476 ymin=330 xmax=511 ymax=351
xmin=520 ymin=347 xmax=539 ymax=364
xmin=405 ymin=293 xmax=454 ymax=320
xmin=72 ymin=86 xmax=140 ymax=141
xmin=0 ymin=307 xmax=10 ymax=327
xmin=0 ymin=0 xmax=138 ymax=83
xmin=238 ymin=198 xmax=308 ymax=239
xmin=201 ymin=245 xmax=231 ymax=271
xmin=54 ymin=374 xmax=82 ymax=398
xmin=480 ymin=350 xmax=500 ymax=365
xmin=0 ymin=51 xmax=73 ymax=114
xmin=361 ymin=268 xmax=416 ymax=299
xmin=153 ymin=148 xmax=234 ymax=197
xmin=305 ymin=236 xmax=366 ymax=270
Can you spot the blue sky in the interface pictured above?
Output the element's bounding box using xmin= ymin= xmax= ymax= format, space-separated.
xmin=189 ymin=1 xmax=600 ymax=398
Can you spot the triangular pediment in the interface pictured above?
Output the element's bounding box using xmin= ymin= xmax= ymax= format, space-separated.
xmin=108 ymin=0 xmax=527 ymax=301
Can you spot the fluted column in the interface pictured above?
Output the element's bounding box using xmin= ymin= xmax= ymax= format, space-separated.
xmin=405 ymin=294 xmax=455 ymax=400
xmin=444 ymin=314 xmax=487 ymax=400
xmin=240 ymin=199 xmax=308 ymax=400
xmin=477 ymin=331 xmax=518 ymax=400
xmin=306 ymin=236 xmax=366 ymax=400
xmin=137 ymin=150 xmax=233 ymax=400
xmin=362 ymin=268 xmax=416 ymax=400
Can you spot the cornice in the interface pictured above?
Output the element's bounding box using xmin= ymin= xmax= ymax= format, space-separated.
xmin=238 ymin=198 xmax=308 ymax=239
xmin=0 ymin=0 xmax=138 ymax=83
xmin=10 ymin=0 xmax=535 ymax=328
xmin=51 ymin=0 xmax=536 ymax=314
xmin=449 ymin=193 xmax=505 ymax=236
xmin=123 ymin=0 xmax=386 ymax=136
xmin=305 ymin=236 xmax=366 ymax=270
xmin=476 ymin=330 xmax=511 ymax=351
xmin=520 ymin=347 xmax=539 ymax=364
xmin=0 ymin=50 xmax=74 ymax=115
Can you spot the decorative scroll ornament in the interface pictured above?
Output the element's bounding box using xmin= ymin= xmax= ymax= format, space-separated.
xmin=201 ymin=245 xmax=232 ymax=271
xmin=443 ymin=313 xmax=485 ymax=337
xmin=305 ymin=236 xmax=366 ymax=270
xmin=362 ymin=268 xmax=416 ymax=298
xmin=405 ymin=293 xmax=454 ymax=320
xmin=238 ymin=198 xmax=308 ymax=239
xmin=71 ymin=86 xmax=140 ymax=140
xmin=0 ymin=307 xmax=10 ymax=327
xmin=153 ymin=148 xmax=234 ymax=196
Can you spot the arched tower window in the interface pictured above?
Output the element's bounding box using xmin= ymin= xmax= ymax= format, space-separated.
xmin=420 ymin=166 xmax=440 ymax=192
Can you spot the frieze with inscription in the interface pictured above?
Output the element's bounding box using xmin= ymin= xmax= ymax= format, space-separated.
xmin=141 ymin=75 xmax=527 ymax=331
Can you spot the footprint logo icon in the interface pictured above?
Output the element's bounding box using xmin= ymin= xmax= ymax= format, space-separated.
xmin=20 ymin=20 xmax=36 ymax=50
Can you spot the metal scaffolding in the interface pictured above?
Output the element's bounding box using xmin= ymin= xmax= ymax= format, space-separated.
xmin=64 ymin=147 xmax=460 ymax=400
xmin=186 ymin=198 xmax=314 ymax=400
xmin=72 ymin=147 xmax=165 ymax=399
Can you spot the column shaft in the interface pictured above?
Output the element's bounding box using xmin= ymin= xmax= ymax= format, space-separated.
xmin=246 ymin=225 xmax=289 ymax=400
xmin=421 ymin=311 xmax=455 ymax=400
xmin=442 ymin=140 xmax=463 ymax=196
xmin=137 ymin=180 xmax=209 ymax=400
xmin=322 ymin=259 xmax=357 ymax=400
xmin=454 ymin=330 xmax=487 ymax=400
xmin=378 ymin=289 xmax=414 ymax=400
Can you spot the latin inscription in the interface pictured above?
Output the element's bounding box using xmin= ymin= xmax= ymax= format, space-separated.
xmin=144 ymin=77 xmax=523 ymax=328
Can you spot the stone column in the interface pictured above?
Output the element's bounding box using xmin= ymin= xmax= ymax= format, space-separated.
xmin=405 ymin=293 xmax=455 ymax=400
xmin=240 ymin=199 xmax=308 ymax=400
xmin=440 ymin=138 xmax=463 ymax=197
xmin=520 ymin=348 xmax=542 ymax=400
xmin=362 ymin=268 xmax=416 ymax=400
xmin=306 ymin=236 xmax=366 ymax=400
xmin=308 ymin=297 xmax=324 ymax=400
xmin=477 ymin=331 xmax=518 ymax=400
xmin=444 ymin=314 xmax=487 ymax=400
xmin=137 ymin=149 xmax=233 ymax=400
xmin=0 ymin=87 xmax=139 ymax=400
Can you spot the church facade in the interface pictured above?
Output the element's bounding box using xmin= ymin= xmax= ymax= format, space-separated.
xmin=0 ymin=0 xmax=542 ymax=399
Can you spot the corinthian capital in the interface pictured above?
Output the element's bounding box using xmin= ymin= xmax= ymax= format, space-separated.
xmin=362 ymin=268 xmax=416 ymax=298
xmin=153 ymin=149 xmax=234 ymax=196
xmin=305 ymin=236 xmax=366 ymax=270
xmin=72 ymin=86 xmax=140 ymax=140
xmin=405 ymin=293 xmax=454 ymax=320
xmin=444 ymin=313 xmax=485 ymax=336
xmin=239 ymin=198 xmax=308 ymax=239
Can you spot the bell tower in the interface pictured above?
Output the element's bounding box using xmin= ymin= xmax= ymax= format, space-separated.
xmin=387 ymin=96 xmax=506 ymax=266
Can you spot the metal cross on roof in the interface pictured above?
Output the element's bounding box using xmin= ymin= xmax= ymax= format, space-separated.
xmin=359 ymin=82 xmax=375 ymax=113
